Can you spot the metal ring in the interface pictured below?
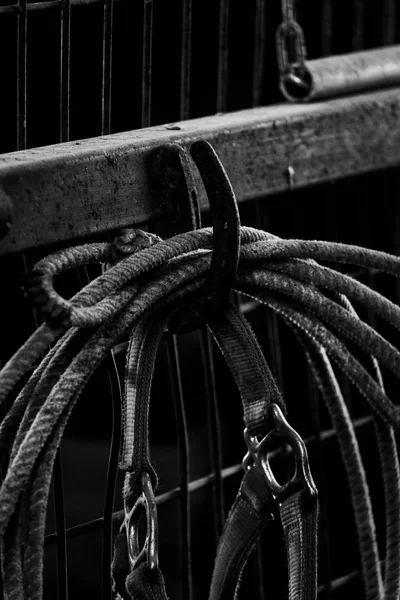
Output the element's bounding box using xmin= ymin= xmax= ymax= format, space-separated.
xmin=243 ymin=403 xmax=318 ymax=503
xmin=124 ymin=472 xmax=159 ymax=572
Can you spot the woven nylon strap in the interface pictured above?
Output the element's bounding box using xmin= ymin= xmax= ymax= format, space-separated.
xmin=207 ymin=304 xmax=286 ymax=436
xmin=209 ymin=476 xmax=318 ymax=600
xmin=280 ymin=491 xmax=319 ymax=600
xmin=115 ymin=301 xmax=318 ymax=599
xmin=208 ymin=467 xmax=275 ymax=599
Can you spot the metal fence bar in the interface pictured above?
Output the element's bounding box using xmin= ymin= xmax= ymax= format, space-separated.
xmin=53 ymin=451 xmax=69 ymax=600
xmin=308 ymin=372 xmax=334 ymax=597
xmin=353 ymin=0 xmax=366 ymax=51
xmin=199 ymin=329 xmax=225 ymax=543
xmin=217 ymin=0 xmax=229 ymax=112
xmin=382 ymin=0 xmax=396 ymax=45
xmin=60 ymin=0 xmax=71 ymax=142
xmin=141 ymin=0 xmax=153 ymax=128
xmin=252 ymin=0 xmax=265 ymax=106
xmin=101 ymin=354 xmax=122 ymax=599
xmin=256 ymin=541 xmax=266 ymax=598
xmin=101 ymin=0 xmax=113 ymax=135
xmin=267 ymin=312 xmax=285 ymax=393
xmin=44 ymin=412 xmax=375 ymax=543
xmin=321 ymin=0 xmax=333 ymax=56
xmin=166 ymin=334 xmax=193 ymax=600
xmin=180 ymin=0 xmax=192 ymax=120
xmin=254 ymin=199 xmax=285 ymax=393
xmin=17 ymin=0 xmax=27 ymax=150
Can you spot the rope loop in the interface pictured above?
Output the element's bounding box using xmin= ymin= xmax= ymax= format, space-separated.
xmin=24 ymin=229 xmax=161 ymax=328
xmin=3 ymin=185 xmax=400 ymax=599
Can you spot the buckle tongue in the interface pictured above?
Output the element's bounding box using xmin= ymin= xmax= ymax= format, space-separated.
xmin=243 ymin=403 xmax=317 ymax=503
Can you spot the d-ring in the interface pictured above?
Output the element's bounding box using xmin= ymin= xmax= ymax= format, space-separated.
xmin=124 ymin=472 xmax=159 ymax=572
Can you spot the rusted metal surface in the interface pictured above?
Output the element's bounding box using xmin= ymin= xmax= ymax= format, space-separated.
xmin=0 ymin=188 xmax=13 ymax=240
xmin=281 ymin=45 xmax=400 ymax=102
xmin=1 ymin=86 xmax=400 ymax=255
xmin=148 ymin=143 xmax=201 ymax=233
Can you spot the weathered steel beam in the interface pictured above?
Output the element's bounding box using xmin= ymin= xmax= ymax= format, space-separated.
xmin=1 ymin=87 xmax=400 ymax=255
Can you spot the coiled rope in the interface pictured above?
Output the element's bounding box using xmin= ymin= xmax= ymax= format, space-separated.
xmin=0 ymin=225 xmax=400 ymax=599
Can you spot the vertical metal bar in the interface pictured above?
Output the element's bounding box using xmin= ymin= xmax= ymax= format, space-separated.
xmin=60 ymin=0 xmax=71 ymax=142
xmin=53 ymin=450 xmax=68 ymax=600
xmin=321 ymin=0 xmax=333 ymax=56
xmin=252 ymin=0 xmax=265 ymax=107
xmin=17 ymin=0 xmax=27 ymax=150
xmin=141 ymin=0 xmax=153 ymax=128
xmin=308 ymin=373 xmax=334 ymax=597
xmin=166 ymin=334 xmax=193 ymax=600
xmin=352 ymin=0 xmax=366 ymax=51
xmin=382 ymin=0 xmax=396 ymax=46
xmin=102 ymin=0 xmax=113 ymax=135
xmin=217 ymin=0 xmax=229 ymax=113
xmin=199 ymin=329 xmax=225 ymax=543
xmin=266 ymin=312 xmax=285 ymax=394
xmin=253 ymin=200 xmax=285 ymax=393
xmin=102 ymin=353 xmax=122 ymax=600
xmin=256 ymin=540 xmax=266 ymax=598
xmin=180 ymin=0 xmax=192 ymax=121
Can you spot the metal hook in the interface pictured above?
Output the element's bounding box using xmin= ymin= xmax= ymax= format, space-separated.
xmin=148 ymin=142 xmax=201 ymax=233
xmin=150 ymin=140 xmax=241 ymax=334
xmin=243 ymin=403 xmax=318 ymax=504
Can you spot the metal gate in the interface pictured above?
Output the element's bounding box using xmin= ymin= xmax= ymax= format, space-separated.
xmin=1 ymin=1 xmax=400 ymax=599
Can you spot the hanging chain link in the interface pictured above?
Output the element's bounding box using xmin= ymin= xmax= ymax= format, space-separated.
xmin=276 ymin=0 xmax=308 ymax=87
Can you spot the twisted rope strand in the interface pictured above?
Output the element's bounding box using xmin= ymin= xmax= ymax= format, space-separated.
xmin=300 ymin=339 xmax=384 ymax=599
xmin=263 ymin=258 xmax=400 ymax=331
xmin=241 ymin=238 xmax=400 ymax=276
xmin=335 ymin=293 xmax=400 ymax=599
xmin=238 ymin=287 xmax=400 ymax=430
xmin=236 ymin=268 xmax=400 ymax=382
xmin=14 ymin=280 xmax=206 ymax=600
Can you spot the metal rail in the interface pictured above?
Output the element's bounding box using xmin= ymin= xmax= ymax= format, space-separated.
xmin=1 ymin=86 xmax=400 ymax=255
xmin=0 ymin=0 xmax=123 ymax=14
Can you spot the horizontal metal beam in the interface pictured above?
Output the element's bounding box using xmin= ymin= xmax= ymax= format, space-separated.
xmin=1 ymin=87 xmax=400 ymax=255
xmin=0 ymin=0 xmax=123 ymax=15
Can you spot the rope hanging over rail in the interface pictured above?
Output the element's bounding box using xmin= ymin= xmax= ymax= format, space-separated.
xmin=0 ymin=222 xmax=400 ymax=598
xmin=1 ymin=141 xmax=400 ymax=600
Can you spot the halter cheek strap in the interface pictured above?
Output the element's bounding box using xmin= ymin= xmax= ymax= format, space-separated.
xmin=114 ymin=301 xmax=319 ymax=600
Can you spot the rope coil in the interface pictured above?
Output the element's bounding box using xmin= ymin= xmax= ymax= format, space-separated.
xmin=1 ymin=224 xmax=400 ymax=599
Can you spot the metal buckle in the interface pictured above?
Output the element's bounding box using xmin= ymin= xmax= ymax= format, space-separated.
xmin=124 ymin=472 xmax=159 ymax=572
xmin=243 ymin=403 xmax=317 ymax=503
